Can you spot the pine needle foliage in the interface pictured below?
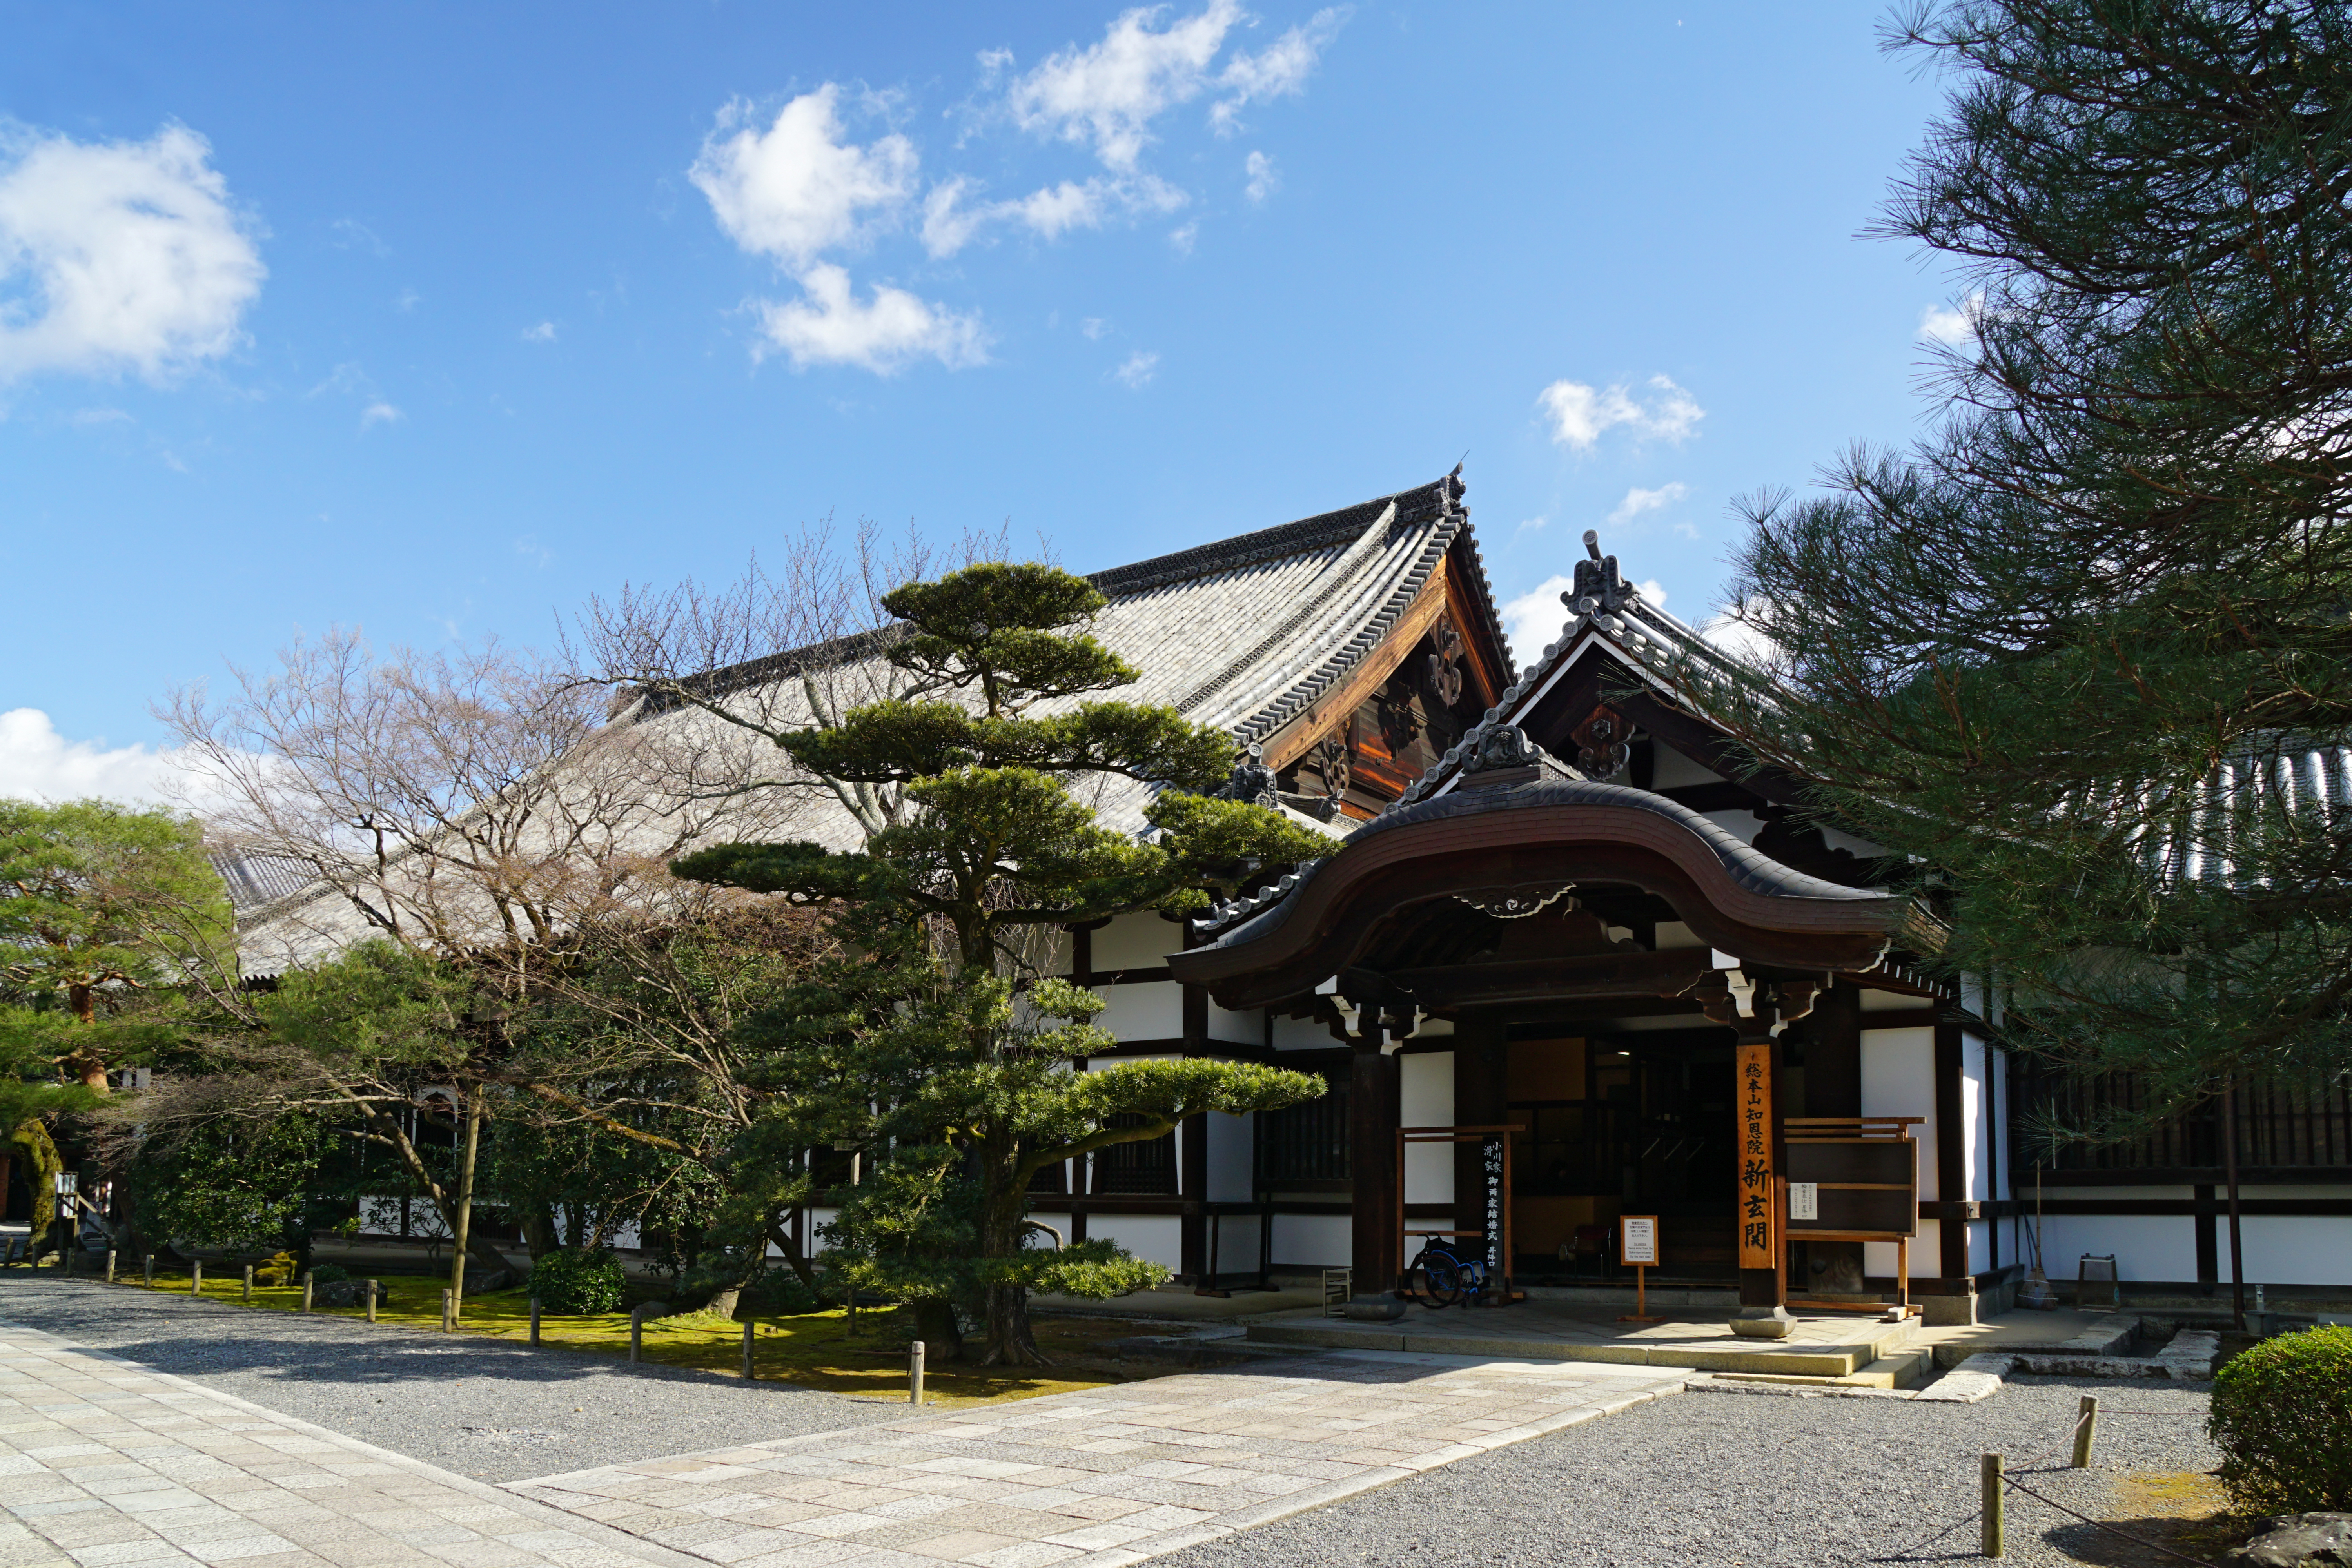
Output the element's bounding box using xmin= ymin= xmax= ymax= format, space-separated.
xmin=1675 ymin=1 xmax=2352 ymax=1144
xmin=673 ymin=562 xmax=1330 ymax=1365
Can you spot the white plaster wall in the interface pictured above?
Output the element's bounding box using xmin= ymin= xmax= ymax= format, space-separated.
xmin=1096 ymin=981 xmax=1184 ymax=1042
xmin=1037 ymin=928 xmax=1073 ymax=978
xmin=2032 ymin=1213 xmax=2200 ymax=1285
xmin=1654 ymin=921 xmax=1704 ymax=951
xmin=1861 ymin=1025 xmax=1937 ymax=1199
xmin=1272 ymin=1014 xmax=1335 ymax=1050
xmin=1401 ymin=1051 xmax=1455 ymax=1204
xmin=1093 ymin=913 xmax=1181 ymax=971
xmin=1270 ymin=1213 xmax=1351 ymax=1268
xmin=1090 ymin=1214 xmax=1183 ymax=1273
xmin=1860 ymin=988 xmax=1923 ymax=1013
xmin=1201 ymin=1212 xmax=1263 ymax=1278
xmin=1866 ymin=1221 xmax=1936 ymax=1284
xmin=1206 ymin=1001 xmax=1263 ymax=1047
xmin=1962 ymin=1033 xmax=1988 ymax=1201
xmin=1204 ymin=1110 xmax=1254 ymax=1202
xmin=2235 ymin=1218 xmax=2352 ymax=1286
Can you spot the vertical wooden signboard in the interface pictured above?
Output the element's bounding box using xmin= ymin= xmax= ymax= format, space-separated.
xmin=1736 ymin=1043 xmax=1775 ymax=1270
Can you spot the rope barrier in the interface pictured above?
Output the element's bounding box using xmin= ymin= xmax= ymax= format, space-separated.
xmin=1999 ymin=1474 xmax=2217 ymax=1567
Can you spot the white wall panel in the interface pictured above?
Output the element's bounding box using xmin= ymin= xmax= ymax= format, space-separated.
xmin=1205 ymin=1110 xmax=1254 ymax=1202
xmin=1093 ymin=913 xmax=1181 ymax=971
xmin=1090 ymin=1214 xmax=1183 ymax=1273
xmin=1862 ymin=1026 xmax=1937 ymax=1199
xmin=1270 ymin=1213 xmax=1351 ymax=1269
xmin=1096 ymin=982 xmax=1183 ymax=1043
xmin=1401 ymin=1051 xmax=1455 ymax=1204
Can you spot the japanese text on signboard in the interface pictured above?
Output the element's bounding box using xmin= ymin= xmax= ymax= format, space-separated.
xmin=1736 ymin=1042 xmax=1773 ymax=1269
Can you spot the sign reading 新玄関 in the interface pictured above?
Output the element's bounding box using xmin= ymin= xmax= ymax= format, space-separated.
xmin=1735 ymin=1042 xmax=1774 ymax=1269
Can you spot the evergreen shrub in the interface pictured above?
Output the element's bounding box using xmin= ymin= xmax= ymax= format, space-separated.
xmin=307 ymin=1264 xmax=349 ymax=1284
xmin=529 ymin=1248 xmax=626 ymax=1314
xmin=2209 ymin=1325 xmax=2352 ymax=1514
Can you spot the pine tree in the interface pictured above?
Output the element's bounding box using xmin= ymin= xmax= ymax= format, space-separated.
xmin=1685 ymin=2 xmax=2352 ymax=1135
xmin=674 ymin=562 xmax=1331 ymax=1365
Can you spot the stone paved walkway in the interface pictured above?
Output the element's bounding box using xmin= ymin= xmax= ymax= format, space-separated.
xmin=0 ymin=1322 xmax=705 ymax=1568
xmin=506 ymin=1352 xmax=1690 ymax=1568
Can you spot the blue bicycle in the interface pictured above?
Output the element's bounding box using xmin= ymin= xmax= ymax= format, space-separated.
xmin=1405 ymin=1233 xmax=1490 ymax=1308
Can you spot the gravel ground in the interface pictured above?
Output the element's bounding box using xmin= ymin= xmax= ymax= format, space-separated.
xmin=0 ymin=1274 xmax=904 ymax=1483
xmin=1158 ymin=1375 xmax=2223 ymax=1568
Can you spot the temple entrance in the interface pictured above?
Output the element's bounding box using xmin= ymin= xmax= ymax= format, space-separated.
xmin=1504 ymin=1027 xmax=1739 ymax=1285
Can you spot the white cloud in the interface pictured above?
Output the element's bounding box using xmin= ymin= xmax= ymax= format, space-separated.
xmin=521 ymin=320 xmax=556 ymax=342
xmin=1501 ymin=574 xmax=1672 ymax=661
xmin=1006 ymin=0 xmax=1243 ymax=171
xmin=1500 ymin=576 xmax=1575 ymax=663
xmin=0 ymin=708 xmax=196 ymax=807
xmin=691 ymin=87 xmax=917 ymax=267
xmin=1244 ymin=149 xmax=1278 ymax=203
xmin=1514 ymin=515 xmax=1548 ymax=537
xmin=359 ymin=401 xmax=402 ymax=428
xmin=920 ymin=172 xmax=1185 ymax=258
xmin=1081 ymin=317 xmax=1109 ymax=340
xmin=0 ymin=123 xmax=265 ymax=382
xmin=1537 ymin=374 xmax=1703 ymax=450
xmin=1113 ymin=349 xmax=1158 ymax=388
xmin=1607 ymin=481 xmax=1689 ymax=524
xmin=1919 ymin=290 xmax=1982 ymax=345
xmin=1211 ymin=7 xmax=1348 ymax=133
xmin=1700 ymin=611 xmax=1779 ymax=669
xmin=754 ymin=262 xmax=988 ymax=373
xmin=328 ymin=217 xmax=387 ymax=256
xmin=1168 ymin=221 xmax=1198 ymax=254
xmin=71 ymin=407 xmax=130 ymax=427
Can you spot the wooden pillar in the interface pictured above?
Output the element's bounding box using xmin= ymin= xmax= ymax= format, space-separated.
xmin=1934 ymin=1021 xmax=1969 ymax=1283
xmin=1452 ymin=1018 xmax=1507 ymax=1241
xmin=1178 ymin=919 xmax=1209 ymax=1281
xmin=1349 ymin=1024 xmax=1400 ymax=1294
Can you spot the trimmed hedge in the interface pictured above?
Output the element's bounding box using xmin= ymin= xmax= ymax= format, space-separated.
xmin=2209 ymin=1325 xmax=2352 ymax=1515
xmin=308 ymin=1263 xmax=350 ymax=1284
xmin=529 ymin=1248 xmax=626 ymax=1315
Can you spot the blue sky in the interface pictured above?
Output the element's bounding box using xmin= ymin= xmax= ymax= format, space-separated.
xmin=0 ymin=2 xmax=1964 ymax=802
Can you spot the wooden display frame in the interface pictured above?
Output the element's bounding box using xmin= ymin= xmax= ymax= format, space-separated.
xmin=1782 ymin=1117 xmax=1925 ymax=1317
xmin=1396 ymin=1124 xmax=1524 ymax=1304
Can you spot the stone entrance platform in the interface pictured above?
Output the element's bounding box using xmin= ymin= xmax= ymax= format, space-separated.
xmin=1241 ymin=1302 xmax=2134 ymax=1388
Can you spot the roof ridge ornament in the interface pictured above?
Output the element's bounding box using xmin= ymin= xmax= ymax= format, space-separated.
xmin=1566 ymin=529 xmax=1637 ymax=615
xmin=1462 ymin=722 xmax=1539 ymax=774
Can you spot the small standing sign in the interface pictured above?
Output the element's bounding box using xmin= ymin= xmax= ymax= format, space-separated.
xmin=1617 ymin=1214 xmax=1661 ymax=1323
xmin=1788 ymin=1181 xmax=1820 ymax=1221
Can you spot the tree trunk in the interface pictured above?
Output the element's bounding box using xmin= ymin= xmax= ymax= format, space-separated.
xmin=520 ymin=1203 xmax=558 ymax=1262
xmin=977 ymin=1159 xmax=1047 ymax=1367
xmin=913 ymin=1298 xmax=962 ymax=1363
xmin=447 ymin=1092 xmax=485 ymax=1318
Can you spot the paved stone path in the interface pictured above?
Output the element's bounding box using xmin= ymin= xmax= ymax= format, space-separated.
xmin=507 ymin=1352 xmax=1689 ymax=1568
xmin=0 ymin=1322 xmax=704 ymax=1568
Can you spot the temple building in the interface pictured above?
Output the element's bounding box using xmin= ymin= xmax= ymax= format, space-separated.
xmin=238 ymin=469 xmax=2352 ymax=1321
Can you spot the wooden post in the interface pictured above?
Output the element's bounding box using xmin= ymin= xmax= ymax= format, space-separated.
xmin=143 ymin=1254 xmax=154 ymax=1287
xmin=301 ymin=1272 xmax=314 ymax=1314
xmin=741 ymin=1320 xmax=754 ymax=1379
xmin=529 ymin=1297 xmax=542 ymax=1346
xmin=629 ymin=1305 xmax=644 ymax=1364
xmin=366 ymin=1281 xmax=379 ymax=1323
xmin=2072 ymin=1395 xmax=2099 ymax=1469
xmin=1734 ymin=1039 xmax=1781 ymax=1310
xmin=909 ymin=1339 xmax=924 ymax=1405
xmin=1898 ymin=1235 xmax=1911 ymax=1315
xmin=105 ymin=1250 xmax=116 ymax=1284
xmin=1634 ymin=1264 xmax=1647 ymax=1319
xmin=1980 ymin=1453 xmax=2004 ymax=1558
xmin=191 ymin=1260 xmax=202 ymax=1296
xmin=441 ymin=1289 xmax=454 ymax=1332
xmin=847 ymin=1290 xmax=858 ymax=1337
xmin=243 ymin=1265 xmax=253 ymax=1303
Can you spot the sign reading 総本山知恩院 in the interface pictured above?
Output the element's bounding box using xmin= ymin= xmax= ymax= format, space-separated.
xmin=1736 ymin=1042 xmax=1774 ymax=1269
xmin=1620 ymin=1214 xmax=1659 ymax=1267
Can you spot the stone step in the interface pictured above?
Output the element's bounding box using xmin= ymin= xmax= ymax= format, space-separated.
xmin=1242 ymin=1316 xmax=1919 ymax=1379
xmin=1709 ymin=1346 xmax=1935 ymax=1391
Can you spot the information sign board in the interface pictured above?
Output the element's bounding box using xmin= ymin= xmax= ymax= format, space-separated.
xmin=1619 ymin=1214 xmax=1659 ymax=1267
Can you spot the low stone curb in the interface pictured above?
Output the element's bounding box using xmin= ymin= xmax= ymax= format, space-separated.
xmin=1683 ymin=1352 xmax=2012 ymax=1404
